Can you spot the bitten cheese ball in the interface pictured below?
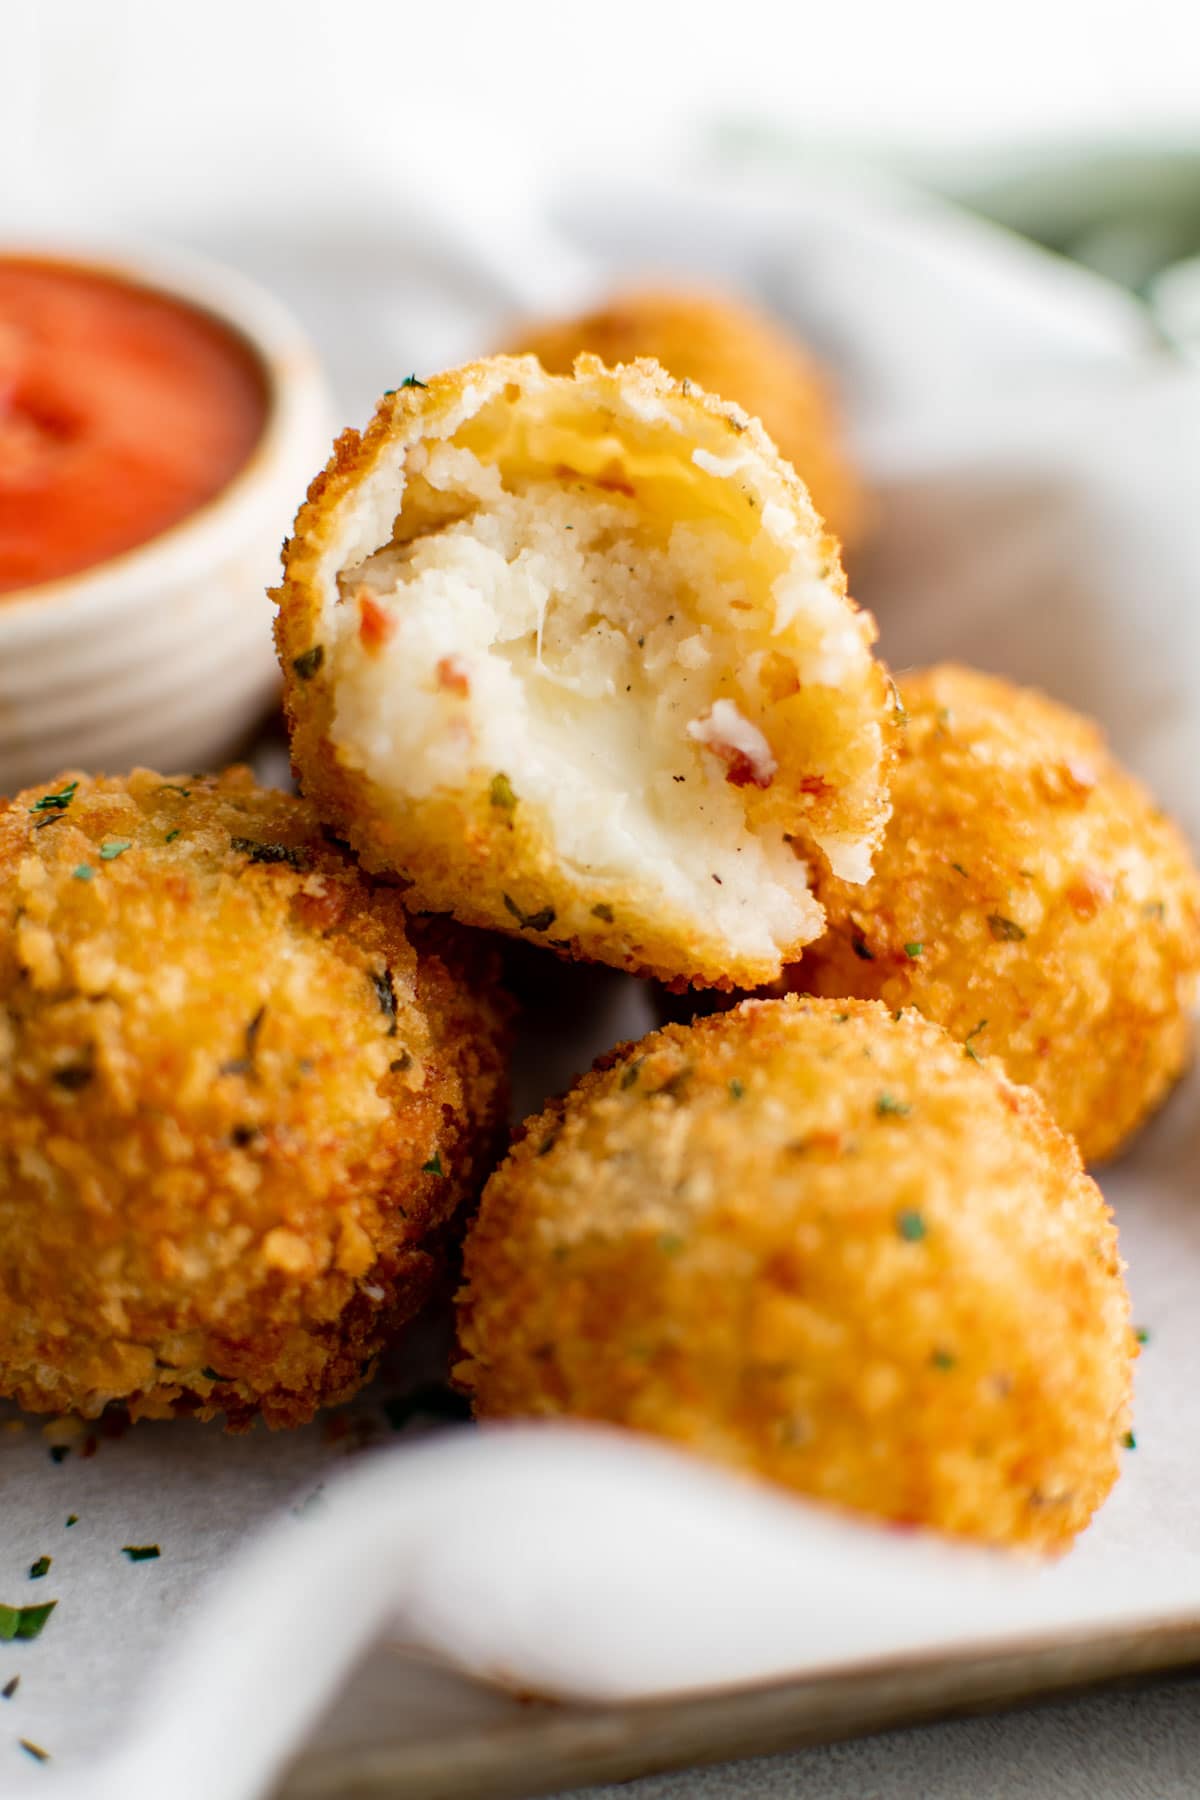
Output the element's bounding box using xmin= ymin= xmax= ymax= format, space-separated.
xmin=505 ymin=287 xmax=865 ymax=548
xmin=457 ymin=998 xmax=1134 ymax=1553
xmin=0 ymin=768 xmax=510 ymax=1427
xmin=788 ymin=665 xmax=1200 ymax=1163
xmin=275 ymin=354 xmax=893 ymax=990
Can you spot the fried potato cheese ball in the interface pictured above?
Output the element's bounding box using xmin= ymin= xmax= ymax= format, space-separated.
xmin=788 ymin=666 xmax=1200 ymax=1164
xmin=0 ymin=769 xmax=510 ymax=1427
xmin=276 ymin=354 xmax=893 ymax=990
xmin=505 ymin=287 xmax=865 ymax=548
xmin=457 ymin=998 xmax=1134 ymax=1553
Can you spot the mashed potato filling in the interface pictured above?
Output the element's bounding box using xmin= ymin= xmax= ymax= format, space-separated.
xmin=317 ymin=376 xmax=881 ymax=966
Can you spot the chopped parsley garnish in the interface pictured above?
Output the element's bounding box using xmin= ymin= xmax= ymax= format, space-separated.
xmin=28 ymin=1558 xmax=50 ymax=1581
xmin=371 ymin=967 xmax=398 ymax=1034
xmin=20 ymin=1739 xmax=49 ymax=1763
xmin=157 ymin=784 xmax=191 ymax=798
xmin=230 ymin=838 xmax=310 ymax=870
xmin=896 ymin=1209 xmax=927 ymax=1243
xmin=729 ymin=1078 xmax=745 ymax=1099
xmin=65 ymin=1515 xmax=77 ymax=1529
xmin=1135 ymin=1326 xmax=1151 ymax=1346
xmin=220 ymin=1006 xmax=266 ymax=1078
xmin=535 ymin=1129 xmax=560 ymax=1157
xmin=620 ymin=1058 xmax=643 ymax=1090
xmin=851 ymin=932 xmax=874 ymax=961
xmin=164 ymin=829 xmax=181 ymax=843
xmin=503 ymin=893 xmax=556 ymax=933
xmin=876 ymin=1093 xmax=911 ymax=1118
xmin=422 ymin=1152 xmax=445 ymax=1176
xmin=73 ymin=864 xmax=94 ymax=881
xmin=950 ymin=862 xmax=969 ymax=878
xmin=2 ymin=1676 xmax=17 ymax=1698
xmin=987 ymin=913 xmax=1026 ymax=942
xmin=28 ymin=780 xmax=78 ymax=816
xmin=400 ymin=374 xmax=428 ymax=389
xmin=121 ymin=1545 xmax=161 ymax=1562
xmin=904 ymin=942 xmax=923 ymax=960
xmin=99 ymin=840 xmax=132 ymax=861
xmin=591 ymin=902 xmax=614 ymax=922
xmin=0 ymin=1601 xmax=56 ymax=1641
xmin=963 ymin=1019 xmax=989 ymax=1062
xmin=291 ymin=645 xmax=325 ymax=681
xmin=489 ymin=772 xmax=518 ymax=811
xmin=48 ymin=1446 xmax=69 ymax=1465
xmin=1122 ymin=1430 xmax=1137 ymax=1450
xmin=931 ymin=1349 xmax=956 ymax=1370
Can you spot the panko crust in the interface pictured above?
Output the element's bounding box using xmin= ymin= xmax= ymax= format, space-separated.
xmin=274 ymin=353 xmax=894 ymax=990
xmin=457 ymin=996 xmax=1134 ymax=1553
xmin=504 ymin=286 xmax=866 ymax=549
xmin=0 ymin=768 xmax=510 ymax=1428
xmin=787 ymin=665 xmax=1200 ymax=1163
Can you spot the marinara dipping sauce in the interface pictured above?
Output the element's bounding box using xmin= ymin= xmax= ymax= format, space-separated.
xmin=0 ymin=256 xmax=269 ymax=597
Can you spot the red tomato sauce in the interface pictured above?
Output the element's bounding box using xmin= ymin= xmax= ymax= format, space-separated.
xmin=0 ymin=256 xmax=269 ymax=597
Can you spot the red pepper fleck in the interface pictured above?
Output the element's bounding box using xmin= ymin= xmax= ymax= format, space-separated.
xmin=358 ymin=592 xmax=394 ymax=652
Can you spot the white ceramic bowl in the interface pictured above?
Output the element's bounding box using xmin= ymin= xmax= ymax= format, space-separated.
xmin=0 ymin=239 xmax=333 ymax=792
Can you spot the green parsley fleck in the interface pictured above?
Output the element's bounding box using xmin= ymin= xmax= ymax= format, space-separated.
xmin=489 ymin=771 xmax=518 ymax=811
xmin=963 ymin=1019 xmax=989 ymax=1062
xmin=950 ymin=862 xmax=969 ymax=878
xmin=2 ymin=1676 xmax=17 ymax=1698
xmin=1122 ymin=1430 xmax=1137 ymax=1451
xmin=400 ymin=374 xmax=427 ymax=389
xmin=164 ymin=829 xmax=181 ymax=844
xmin=503 ymin=893 xmax=556 ymax=933
xmin=834 ymin=1012 xmax=850 ymax=1023
xmin=230 ymin=838 xmax=310 ymax=870
xmin=987 ymin=913 xmax=1026 ymax=942
xmin=620 ymin=1058 xmax=643 ymax=1089
xmin=591 ymin=902 xmax=615 ymax=922
xmin=931 ymin=1348 xmax=956 ymax=1370
xmin=28 ymin=1558 xmax=50 ymax=1581
xmin=876 ymin=1093 xmax=912 ymax=1118
xmin=73 ymin=864 xmax=93 ymax=881
xmin=371 ymin=967 xmax=398 ymax=1034
xmin=48 ymin=1446 xmax=69 ymax=1465
xmin=157 ymin=784 xmax=191 ymax=798
xmin=99 ymin=839 xmax=132 ymax=861
xmin=64 ymin=1516 xmax=77 ymax=1529
xmin=121 ymin=1545 xmax=161 ymax=1563
xmin=219 ymin=1006 xmax=266 ymax=1078
xmin=896 ymin=1209 xmax=927 ymax=1243
xmin=0 ymin=1601 xmax=56 ymax=1642
xmin=729 ymin=1078 xmax=745 ymax=1099
xmin=422 ymin=1153 xmax=445 ymax=1177
xmin=904 ymin=942 xmax=923 ymax=960
xmin=28 ymin=780 xmax=79 ymax=816
xmin=1135 ymin=1326 xmax=1151 ymax=1346
xmin=291 ymin=645 xmax=325 ymax=682
xmin=20 ymin=1739 xmax=49 ymax=1763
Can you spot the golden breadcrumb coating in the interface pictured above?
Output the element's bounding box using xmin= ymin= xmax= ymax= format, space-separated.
xmin=275 ymin=354 xmax=893 ymax=990
xmin=787 ymin=666 xmax=1200 ymax=1163
xmin=505 ymin=287 xmax=865 ymax=549
xmin=457 ymin=997 xmax=1134 ymax=1554
xmin=0 ymin=768 xmax=510 ymax=1428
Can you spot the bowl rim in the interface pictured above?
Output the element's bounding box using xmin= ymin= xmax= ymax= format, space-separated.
xmin=0 ymin=234 xmax=331 ymax=644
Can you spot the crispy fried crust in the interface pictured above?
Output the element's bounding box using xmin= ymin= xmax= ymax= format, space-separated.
xmin=457 ymin=996 xmax=1134 ymax=1553
xmin=504 ymin=287 xmax=865 ymax=549
xmin=0 ymin=768 xmax=511 ymax=1427
xmin=787 ymin=665 xmax=1200 ymax=1163
xmin=274 ymin=353 xmax=893 ymax=989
